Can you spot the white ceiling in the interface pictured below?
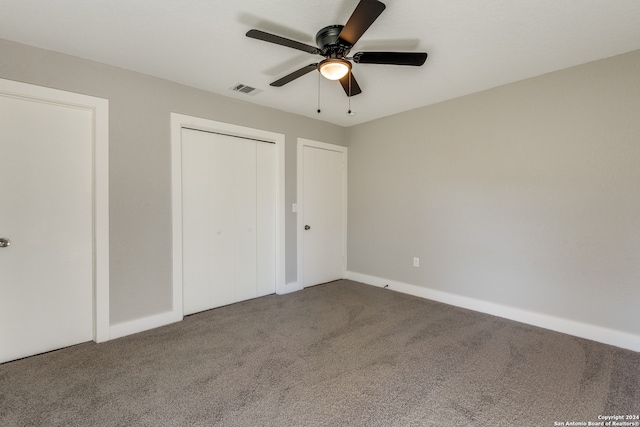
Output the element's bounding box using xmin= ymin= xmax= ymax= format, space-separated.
xmin=2 ymin=0 xmax=640 ymax=127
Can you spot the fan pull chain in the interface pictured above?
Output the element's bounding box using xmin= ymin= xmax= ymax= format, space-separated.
xmin=317 ymin=72 xmax=321 ymax=114
xmin=347 ymin=70 xmax=353 ymax=115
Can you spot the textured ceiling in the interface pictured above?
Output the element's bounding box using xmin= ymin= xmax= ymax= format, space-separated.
xmin=2 ymin=0 xmax=640 ymax=127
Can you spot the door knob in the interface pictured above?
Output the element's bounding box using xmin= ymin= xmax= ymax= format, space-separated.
xmin=0 ymin=238 xmax=10 ymax=248
xmin=304 ymin=225 xmax=310 ymax=230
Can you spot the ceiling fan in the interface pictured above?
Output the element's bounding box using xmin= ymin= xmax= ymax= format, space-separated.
xmin=246 ymin=0 xmax=428 ymax=97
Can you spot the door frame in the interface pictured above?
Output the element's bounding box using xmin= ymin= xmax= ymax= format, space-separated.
xmin=170 ymin=113 xmax=286 ymax=311
xmin=0 ymin=78 xmax=110 ymax=343
xmin=296 ymin=138 xmax=348 ymax=289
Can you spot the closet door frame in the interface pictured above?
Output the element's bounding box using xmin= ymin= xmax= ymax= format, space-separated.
xmin=170 ymin=113 xmax=285 ymax=315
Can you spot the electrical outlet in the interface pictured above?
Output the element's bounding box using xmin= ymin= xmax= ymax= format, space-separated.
xmin=413 ymin=257 xmax=420 ymax=267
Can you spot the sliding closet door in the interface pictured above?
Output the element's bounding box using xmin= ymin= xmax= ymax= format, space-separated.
xmin=181 ymin=128 xmax=275 ymax=315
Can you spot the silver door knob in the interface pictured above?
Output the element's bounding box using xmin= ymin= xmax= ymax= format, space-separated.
xmin=0 ymin=238 xmax=10 ymax=248
xmin=304 ymin=225 xmax=310 ymax=230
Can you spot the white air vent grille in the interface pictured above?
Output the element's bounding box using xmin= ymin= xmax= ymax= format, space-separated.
xmin=230 ymin=84 xmax=262 ymax=96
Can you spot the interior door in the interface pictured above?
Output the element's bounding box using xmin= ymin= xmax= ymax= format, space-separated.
xmin=0 ymin=92 xmax=94 ymax=364
xmin=301 ymin=143 xmax=346 ymax=287
xmin=181 ymin=129 xmax=236 ymax=313
xmin=181 ymin=128 xmax=276 ymax=315
xmin=233 ymin=138 xmax=258 ymax=303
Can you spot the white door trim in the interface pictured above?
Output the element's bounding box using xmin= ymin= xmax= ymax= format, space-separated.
xmin=296 ymin=138 xmax=348 ymax=289
xmin=171 ymin=113 xmax=286 ymax=310
xmin=0 ymin=78 xmax=110 ymax=343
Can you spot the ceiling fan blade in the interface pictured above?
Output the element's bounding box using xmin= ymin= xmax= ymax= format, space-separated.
xmin=353 ymin=51 xmax=428 ymax=66
xmin=271 ymin=64 xmax=318 ymax=87
xmin=338 ymin=0 xmax=386 ymax=46
xmin=339 ymin=73 xmax=362 ymax=97
xmin=246 ymin=29 xmax=320 ymax=54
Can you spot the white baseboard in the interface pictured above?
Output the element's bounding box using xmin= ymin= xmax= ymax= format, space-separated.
xmin=345 ymin=271 xmax=640 ymax=352
xmin=107 ymin=280 xmax=303 ymax=340
xmin=109 ymin=310 xmax=183 ymax=340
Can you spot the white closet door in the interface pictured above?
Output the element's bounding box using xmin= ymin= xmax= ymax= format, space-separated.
xmin=182 ymin=129 xmax=235 ymax=314
xmin=181 ymin=128 xmax=275 ymax=315
xmin=256 ymin=143 xmax=276 ymax=297
xmin=233 ymin=138 xmax=257 ymax=302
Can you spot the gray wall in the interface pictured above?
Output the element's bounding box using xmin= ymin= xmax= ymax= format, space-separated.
xmin=3 ymin=36 xmax=639 ymax=337
xmin=0 ymin=38 xmax=346 ymax=325
xmin=347 ymin=49 xmax=640 ymax=335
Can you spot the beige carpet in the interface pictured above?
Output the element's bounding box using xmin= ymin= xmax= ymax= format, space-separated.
xmin=1 ymin=280 xmax=638 ymax=426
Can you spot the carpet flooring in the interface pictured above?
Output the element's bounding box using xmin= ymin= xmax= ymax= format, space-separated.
xmin=1 ymin=280 xmax=638 ymax=426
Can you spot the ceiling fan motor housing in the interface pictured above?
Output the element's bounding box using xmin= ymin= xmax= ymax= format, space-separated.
xmin=245 ymin=0 xmax=426 ymax=97
xmin=316 ymin=25 xmax=352 ymax=57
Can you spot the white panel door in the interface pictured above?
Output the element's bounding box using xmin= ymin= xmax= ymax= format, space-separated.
xmin=256 ymin=143 xmax=276 ymax=297
xmin=233 ymin=138 xmax=257 ymax=302
xmin=0 ymin=94 xmax=93 ymax=363
xmin=301 ymin=144 xmax=346 ymax=287
xmin=182 ymin=129 xmax=275 ymax=315
xmin=182 ymin=129 xmax=236 ymax=314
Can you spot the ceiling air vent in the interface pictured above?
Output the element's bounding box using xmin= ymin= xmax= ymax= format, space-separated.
xmin=230 ymin=84 xmax=262 ymax=96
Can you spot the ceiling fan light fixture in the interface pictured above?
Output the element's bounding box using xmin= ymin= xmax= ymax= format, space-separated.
xmin=319 ymin=58 xmax=351 ymax=80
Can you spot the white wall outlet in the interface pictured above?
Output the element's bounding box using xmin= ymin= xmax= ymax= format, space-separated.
xmin=413 ymin=257 xmax=420 ymax=267
xmin=292 ymin=203 xmax=297 ymax=213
